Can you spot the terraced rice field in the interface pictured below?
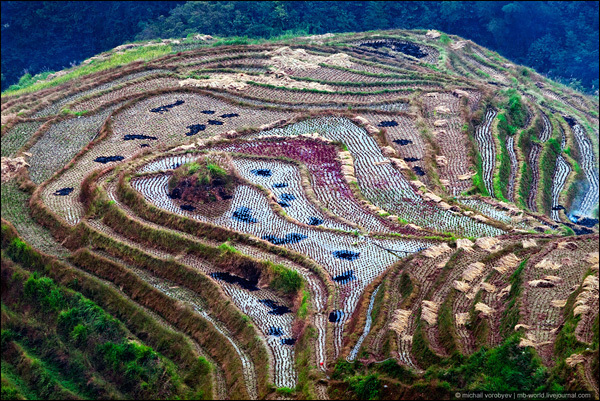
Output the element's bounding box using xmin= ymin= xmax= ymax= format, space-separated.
xmin=475 ymin=108 xmax=498 ymax=197
xmin=2 ymin=29 xmax=598 ymax=399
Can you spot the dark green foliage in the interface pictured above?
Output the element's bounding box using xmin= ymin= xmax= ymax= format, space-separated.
xmin=548 ymin=137 xmax=561 ymax=155
xmin=438 ymin=290 xmax=459 ymax=355
xmin=3 ymin=266 xmax=187 ymax=399
xmin=24 ymin=274 xmax=67 ymax=312
xmin=466 ymin=291 xmax=490 ymax=349
xmin=1 ymin=385 xmax=23 ymax=400
xmin=3 ymin=2 xmax=598 ymax=92
xmin=332 ymin=360 xmax=360 ymax=380
xmin=1 ymin=232 xmax=213 ymax=400
xmin=412 ymin=319 xmax=443 ymax=369
xmin=517 ymin=123 xmax=537 ymax=209
xmin=554 ymin=317 xmax=585 ymax=360
xmin=494 ymin=113 xmax=512 ymax=201
xmin=96 ymin=341 xmax=162 ymax=385
xmin=268 ymin=262 xmax=303 ymax=294
xmin=3 ymin=237 xmax=44 ymax=272
xmin=185 ymin=357 xmax=212 ymax=388
xmin=499 ymin=259 xmax=527 ymax=339
xmin=294 ymin=324 xmax=316 ymax=398
xmin=439 ymin=33 xmax=451 ymax=45
xmin=1 ymin=1 xmax=182 ymax=91
xmin=504 ymin=90 xmax=527 ymax=129
xmin=169 ymin=157 xmax=235 ymax=192
xmin=435 ymin=335 xmax=548 ymax=391
xmin=398 ymin=272 xmax=413 ymax=298
xmin=346 ymin=374 xmax=381 ymax=400
xmin=168 ymin=156 xmax=238 ymax=205
xmin=2 ymin=71 xmax=54 ymax=93
xmin=373 ymin=359 xmax=415 ymax=384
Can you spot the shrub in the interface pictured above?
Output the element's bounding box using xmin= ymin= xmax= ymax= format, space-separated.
xmin=268 ymin=263 xmax=303 ymax=294
xmin=218 ymin=242 xmax=239 ymax=254
xmin=437 ymin=334 xmax=548 ymax=391
xmin=346 ymin=374 xmax=381 ymax=400
xmin=374 ymin=359 xmax=415 ymax=383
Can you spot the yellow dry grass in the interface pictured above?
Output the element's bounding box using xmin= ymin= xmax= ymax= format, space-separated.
xmin=179 ymin=72 xmax=334 ymax=92
xmin=426 ymin=30 xmax=441 ymax=39
xmin=462 ymin=262 xmax=485 ymax=282
xmin=543 ymin=275 xmax=562 ymax=284
xmin=457 ymin=171 xmax=476 ymax=180
xmin=585 ymin=252 xmax=599 ymax=266
xmin=456 ymin=238 xmax=475 ymax=253
xmin=493 ymin=253 xmax=520 ymax=274
xmin=481 ymin=282 xmax=496 ymax=293
xmin=435 ymin=155 xmax=448 ymax=167
xmin=551 ymin=299 xmax=567 ymax=308
xmin=535 ymin=258 xmax=561 ymax=270
xmin=423 ymin=192 xmax=443 ymax=203
xmin=422 ymin=242 xmax=452 ymax=258
xmin=565 ymin=354 xmax=586 ymax=367
xmin=498 ymin=284 xmax=512 ymax=298
xmin=474 ymin=302 xmax=494 ymax=317
xmin=390 ymin=157 xmax=410 ymax=170
xmin=421 ymin=300 xmax=439 ymax=325
xmin=455 ymin=312 xmax=469 ymax=326
xmin=453 ymin=280 xmax=471 ymax=293
xmin=265 ymin=46 xmax=352 ymax=72
xmin=528 ymin=279 xmax=554 ymax=288
xmin=475 ymin=237 xmax=500 ymax=251
xmin=390 ymin=309 xmax=411 ymax=335
xmin=573 ymin=275 xmax=599 ymax=317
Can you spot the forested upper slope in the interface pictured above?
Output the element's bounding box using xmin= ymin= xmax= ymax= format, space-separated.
xmin=2 ymin=1 xmax=599 ymax=93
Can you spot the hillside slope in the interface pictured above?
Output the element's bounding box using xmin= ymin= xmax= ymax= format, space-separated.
xmin=2 ymin=29 xmax=598 ymax=400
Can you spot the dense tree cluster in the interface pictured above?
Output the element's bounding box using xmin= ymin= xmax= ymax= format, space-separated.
xmin=0 ymin=1 xmax=182 ymax=90
xmin=1 ymin=1 xmax=599 ymax=93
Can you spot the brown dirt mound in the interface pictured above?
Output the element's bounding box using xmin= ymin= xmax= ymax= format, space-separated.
xmin=168 ymin=154 xmax=240 ymax=216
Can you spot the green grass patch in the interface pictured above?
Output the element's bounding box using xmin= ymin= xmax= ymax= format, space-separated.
xmin=517 ymin=123 xmax=537 ymax=209
xmin=499 ymin=259 xmax=527 ymax=339
xmin=433 ymin=334 xmax=549 ymax=392
xmin=345 ymin=374 xmax=381 ymax=400
xmin=1 ymin=254 xmax=208 ymax=400
xmin=2 ymin=45 xmax=172 ymax=97
xmin=267 ymin=262 xmax=303 ymax=295
xmin=438 ymin=290 xmax=460 ymax=355
xmin=218 ymin=242 xmax=240 ymax=254
xmin=412 ymin=317 xmax=444 ymax=369
xmin=493 ymin=113 xmax=512 ymax=201
xmin=399 ymin=272 xmax=413 ymax=299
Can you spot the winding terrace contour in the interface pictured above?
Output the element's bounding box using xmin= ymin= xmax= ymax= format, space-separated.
xmin=1 ymin=29 xmax=598 ymax=399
